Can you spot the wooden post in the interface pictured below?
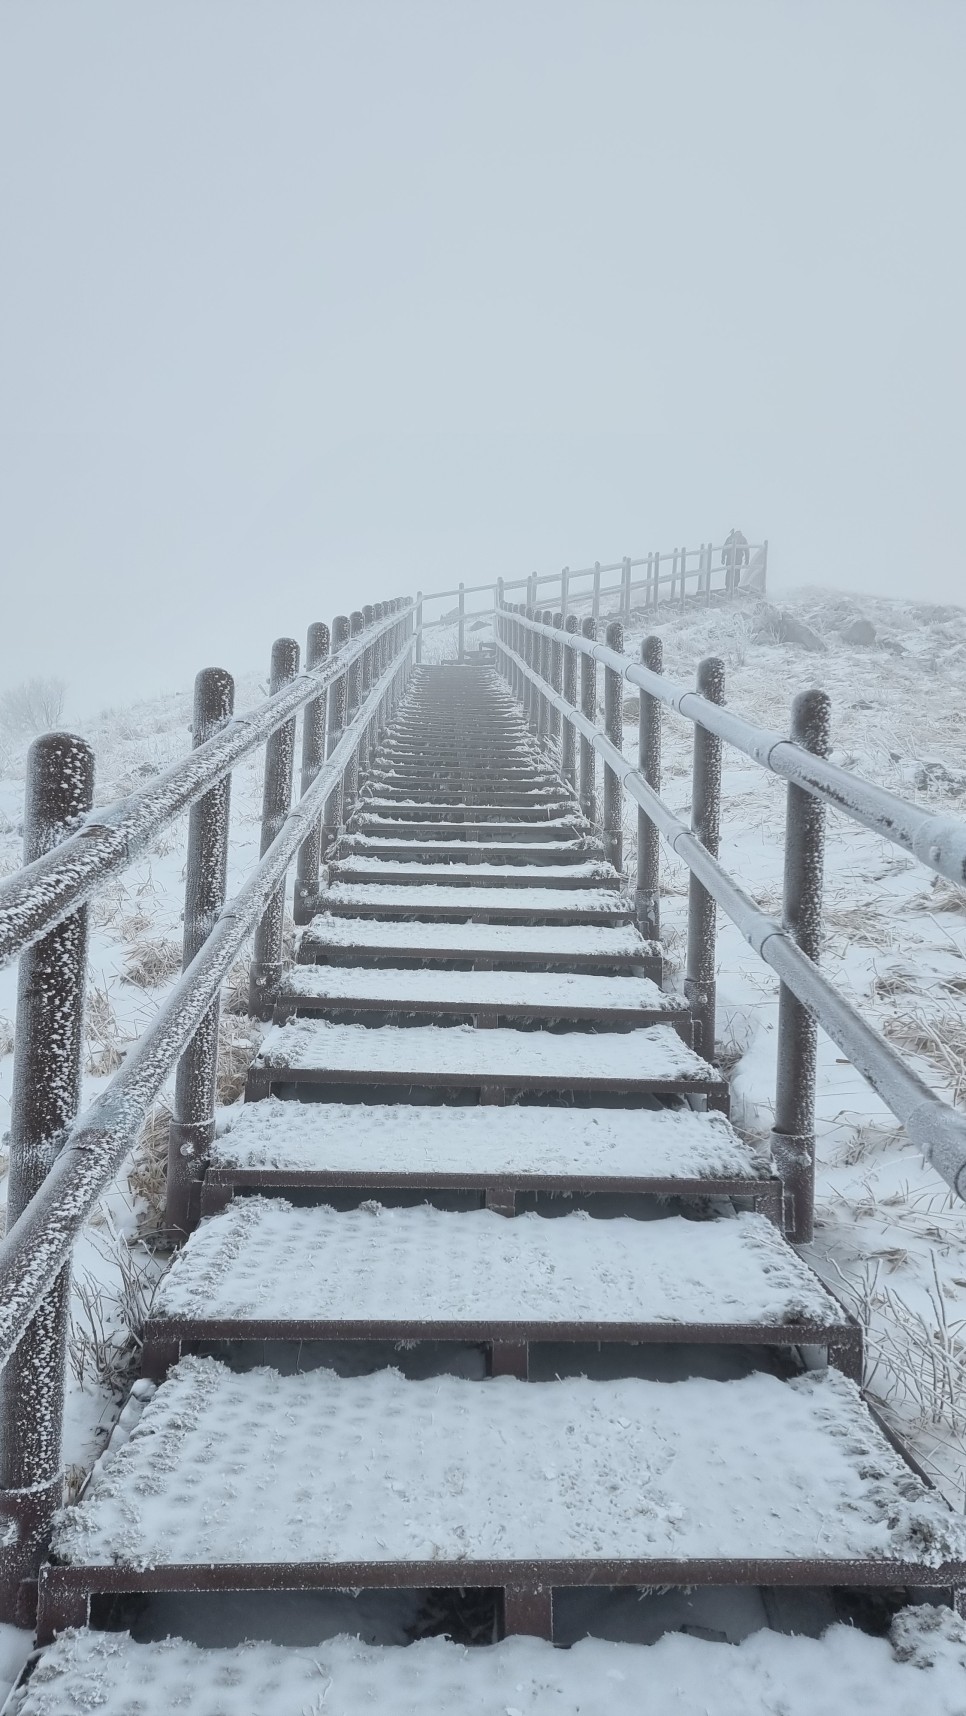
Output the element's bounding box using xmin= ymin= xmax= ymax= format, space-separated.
xmin=603 ymin=620 xmax=624 ymax=872
xmin=167 ymin=668 xmax=235 ymax=1235
xmin=772 ymin=690 xmax=831 ymax=1243
xmin=249 ymin=637 xmax=300 ymax=1018
xmin=294 ymin=622 xmax=330 ymax=925
xmin=636 ymin=635 xmax=663 ymax=942
xmin=0 ymin=735 xmax=94 ymax=1625
xmin=621 ymin=556 xmax=632 ymax=621
xmin=562 ymin=614 xmax=578 ymax=792
xmin=579 ymin=618 xmax=598 ymax=823
xmin=685 ymin=657 xmax=725 ymax=1059
xmin=415 ymin=590 xmax=423 ymax=664
xmin=680 ymin=546 xmax=688 ymax=610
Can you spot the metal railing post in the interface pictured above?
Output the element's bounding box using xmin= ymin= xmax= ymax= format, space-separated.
xmin=0 ymin=733 xmax=94 ymax=1625
xmin=249 ymin=637 xmax=300 ymax=1018
xmin=322 ymin=614 xmax=350 ymax=854
xmin=636 ymin=635 xmax=663 ymax=941
xmin=560 ymin=567 xmax=569 ymax=622
xmin=685 ymin=656 xmax=725 ymax=1058
xmin=772 ymin=689 xmax=831 ymax=1243
xmin=680 ymin=545 xmax=688 ymax=610
xmin=167 ymin=668 xmax=235 ymax=1235
xmin=458 ymin=582 xmax=465 ymax=662
xmin=538 ymin=609 xmax=553 ymax=750
xmin=342 ymin=611 xmax=365 ymax=814
xmin=579 ymin=617 xmax=597 ymax=823
xmin=294 ymin=623 xmax=330 ymax=925
xmin=524 ymin=608 xmax=537 ymax=731
xmin=415 ymin=590 xmax=423 ymax=665
xmin=622 ymin=557 xmax=632 ymax=621
xmin=358 ymin=608 xmax=375 ymax=780
xmin=550 ymin=612 xmax=564 ymax=750
xmin=603 ymin=619 xmax=624 ymax=872
xmin=562 ymin=614 xmax=578 ymax=793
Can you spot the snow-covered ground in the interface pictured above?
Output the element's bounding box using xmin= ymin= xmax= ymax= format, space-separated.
xmin=0 ymin=585 xmax=964 ymax=1688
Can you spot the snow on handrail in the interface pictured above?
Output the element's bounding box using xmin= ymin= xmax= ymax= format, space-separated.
xmin=508 ymin=608 xmax=966 ymax=889
xmin=0 ymin=600 xmax=415 ymax=971
xmin=497 ymin=629 xmax=966 ymax=1206
xmin=0 ymin=635 xmax=415 ymax=1369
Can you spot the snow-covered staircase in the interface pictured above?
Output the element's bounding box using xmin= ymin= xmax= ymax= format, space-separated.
xmin=21 ymin=663 xmax=966 ymax=1711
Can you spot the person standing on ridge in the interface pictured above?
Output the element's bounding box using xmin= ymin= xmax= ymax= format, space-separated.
xmin=722 ymin=527 xmax=749 ymax=594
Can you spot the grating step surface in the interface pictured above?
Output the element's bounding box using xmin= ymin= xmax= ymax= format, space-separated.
xmin=248 ymin=1020 xmax=723 ymax=1096
xmin=328 ymin=858 xmax=620 ymax=888
xmin=149 ymin=1203 xmax=849 ymax=1335
xmin=277 ymin=964 xmax=685 ymax=1023
xmin=15 ymin=1618 xmax=966 ymax=1716
xmin=210 ymin=1099 xmax=767 ymax=1183
xmin=298 ymin=914 xmax=656 ymax=969
xmin=49 ymin=1359 xmax=966 ymax=1572
xmin=316 ymin=882 xmax=633 ymax=922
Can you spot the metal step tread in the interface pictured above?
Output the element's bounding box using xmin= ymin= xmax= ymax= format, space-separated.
xmin=278 ymin=964 xmax=684 ymax=1021
xmin=17 ymin=1617 xmax=966 ymax=1716
xmin=339 ymin=838 xmax=598 ymax=863
xmin=249 ymin=1020 xmax=722 ymax=1093
xmin=349 ymin=816 xmax=587 ymax=838
xmin=148 ymin=1204 xmax=850 ymax=1338
xmin=328 ymin=858 xmax=619 ymax=888
xmin=359 ymin=798 xmax=577 ymax=819
xmin=298 ymin=914 xmax=656 ymax=967
xmin=48 ymin=1359 xmax=966 ymax=1574
xmin=317 ymin=883 xmax=632 ymax=921
xmin=209 ymin=1099 xmax=768 ymax=1185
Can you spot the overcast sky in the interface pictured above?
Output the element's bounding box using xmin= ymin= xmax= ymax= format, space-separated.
xmin=1 ymin=1 xmax=964 ymax=714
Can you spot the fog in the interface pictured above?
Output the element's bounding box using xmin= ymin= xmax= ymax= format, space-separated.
xmin=1 ymin=1 xmax=964 ymax=716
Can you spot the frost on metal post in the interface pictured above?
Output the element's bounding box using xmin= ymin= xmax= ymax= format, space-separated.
xmin=249 ymin=639 xmax=300 ymax=1019
xmin=684 ymin=657 xmax=724 ymax=1060
xmin=294 ymin=622 xmax=330 ymax=925
xmin=771 ymin=688 xmax=831 ymax=1245
xmin=636 ymin=635 xmax=663 ymax=942
xmin=579 ymin=618 xmax=597 ymax=825
xmin=603 ymin=620 xmax=624 ymax=875
xmin=0 ymin=731 xmax=94 ymax=1626
xmin=167 ymin=668 xmax=235 ymax=1239
xmin=322 ymin=614 xmax=351 ymax=862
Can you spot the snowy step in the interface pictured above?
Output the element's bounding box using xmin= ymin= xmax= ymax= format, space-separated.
xmin=349 ymin=815 xmax=586 ymax=840
xmin=144 ymin=1204 xmax=857 ymax=1375
xmin=298 ymin=913 xmax=659 ymax=973
xmin=316 ymin=882 xmax=632 ymax=923
xmin=205 ymin=1100 xmax=775 ymax=1214
xmin=246 ymin=1020 xmax=725 ymax=1101
xmin=276 ymin=964 xmax=685 ymax=1025
xmin=338 ymin=836 xmax=600 ymax=864
xmin=359 ymin=797 xmax=577 ymax=820
xmin=41 ymin=1359 xmax=966 ymax=1638
xmin=16 ymin=1616 xmax=966 ymax=1716
xmin=365 ymin=784 xmax=569 ymax=804
xmin=328 ymin=857 xmax=620 ymax=888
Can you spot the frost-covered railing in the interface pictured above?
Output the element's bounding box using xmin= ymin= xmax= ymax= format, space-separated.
xmin=414 ymin=537 xmax=767 ymax=659
xmin=494 ymin=601 xmax=966 ymax=1232
xmin=0 ymin=597 xmax=416 ymax=1623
